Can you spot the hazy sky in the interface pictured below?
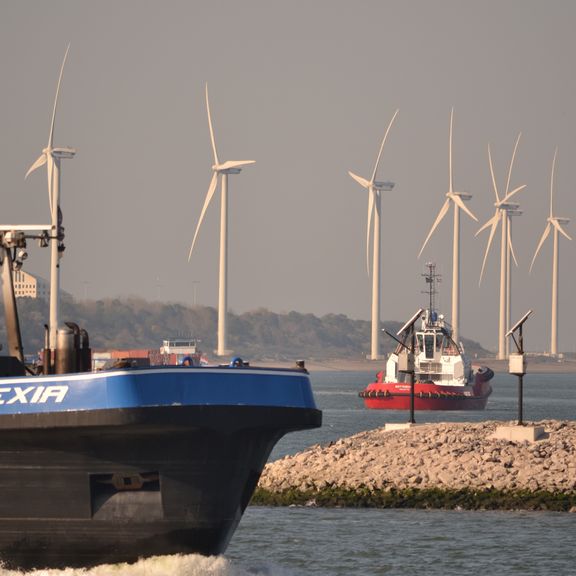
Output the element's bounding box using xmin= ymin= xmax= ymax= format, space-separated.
xmin=1 ymin=1 xmax=575 ymax=352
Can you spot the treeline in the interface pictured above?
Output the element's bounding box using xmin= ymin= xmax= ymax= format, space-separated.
xmin=0 ymin=296 xmax=491 ymax=361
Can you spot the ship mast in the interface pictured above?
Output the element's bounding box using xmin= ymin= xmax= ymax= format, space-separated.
xmin=422 ymin=262 xmax=441 ymax=315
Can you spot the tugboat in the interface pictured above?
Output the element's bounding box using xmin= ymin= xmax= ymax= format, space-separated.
xmin=0 ymin=49 xmax=321 ymax=569
xmin=359 ymin=263 xmax=493 ymax=411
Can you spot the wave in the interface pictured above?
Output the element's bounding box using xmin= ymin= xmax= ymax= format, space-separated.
xmin=0 ymin=554 xmax=295 ymax=576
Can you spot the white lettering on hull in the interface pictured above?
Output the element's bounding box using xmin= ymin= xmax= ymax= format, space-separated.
xmin=0 ymin=386 xmax=69 ymax=405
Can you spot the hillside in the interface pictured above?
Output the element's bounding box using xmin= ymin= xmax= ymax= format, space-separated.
xmin=0 ymin=297 xmax=492 ymax=362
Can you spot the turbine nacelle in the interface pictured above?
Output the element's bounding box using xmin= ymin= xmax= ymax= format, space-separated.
xmin=212 ymin=165 xmax=242 ymax=174
xmin=213 ymin=160 xmax=255 ymax=173
xmin=52 ymin=147 xmax=76 ymax=160
xmin=374 ymin=180 xmax=395 ymax=191
xmin=554 ymin=217 xmax=570 ymax=225
xmin=501 ymin=202 xmax=520 ymax=211
xmin=451 ymin=191 xmax=472 ymax=201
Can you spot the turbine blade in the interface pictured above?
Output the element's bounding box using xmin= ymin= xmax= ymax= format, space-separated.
xmin=550 ymin=147 xmax=558 ymax=218
xmin=188 ymin=171 xmax=219 ymax=261
xmin=418 ymin=198 xmax=450 ymax=259
xmin=508 ymin=223 xmax=518 ymax=267
xmin=501 ymin=184 xmax=526 ymax=204
xmin=553 ymin=219 xmax=572 ymax=241
xmin=366 ymin=188 xmax=375 ymax=275
xmin=450 ymin=192 xmax=478 ymax=221
xmin=370 ymin=108 xmax=399 ymax=183
xmin=478 ymin=215 xmax=500 ymax=285
xmin=348 ymin=171 xmax=371 ymax=189
xmin=218 ymin=160 xmax=256 ymax=171
xmin=488 ymin=144 xmax=500 ymax=203
xmin=505 ymin=132 xmax=522 ymax=197
xmin=475 ymin=212 xmax=498 ymax=237
xmin=529 ymin=223 xmax=551 ymax=273
xmin=448 ymin=107 xmax=454 ymax=194
xmin=48 ymin=43 xmax=71 ymax=148
xmin=25 ymin=153 xmax=47 ymax=179
xmin=205 ymin=83 xmax=219 ymax=166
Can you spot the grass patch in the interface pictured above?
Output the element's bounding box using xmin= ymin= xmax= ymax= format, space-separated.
xmin=251 ymin=486 xmax=576 ymax=511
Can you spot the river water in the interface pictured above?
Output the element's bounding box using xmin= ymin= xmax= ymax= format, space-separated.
xmin=2 ymin=370 xmax=575 ymax=575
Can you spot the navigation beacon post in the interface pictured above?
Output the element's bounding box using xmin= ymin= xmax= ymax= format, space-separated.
xmin=383 ymin=308 xmax=423 ymax=425
xmin=506 ymin=310 xmax=533 ymax=426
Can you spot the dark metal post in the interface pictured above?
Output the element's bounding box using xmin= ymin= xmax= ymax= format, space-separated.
xmin=384 ymin=308 xmax=423 ymax=426
xmin=507 ymin=310 xmax=532 ymax=427
xmin=518 ymin=373 xmax=523 ymax=426
xmin=0 ymin=247 xmax=25 ymax=364
xmin=409 ymin=326 xmax=416 ymax=424
xmin=43 ymin=324 xmax=53 ymax=374
xmin=517 ymin=324 xmax=524 ymax=426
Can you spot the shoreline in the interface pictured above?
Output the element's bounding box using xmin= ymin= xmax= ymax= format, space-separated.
xmin=264 ymin=357 xmax=576 ymax=374
xmin=257 ymin=420 xmax=576 ymax=511
xmin=251 ymin=486 xmax=576 ymax=512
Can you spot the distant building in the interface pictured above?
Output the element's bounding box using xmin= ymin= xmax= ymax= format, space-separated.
xmin=12 ymin=270 xmax=49 ymax=300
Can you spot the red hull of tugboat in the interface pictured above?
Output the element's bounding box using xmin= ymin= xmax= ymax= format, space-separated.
xmin=359 ymin=367 xmax=494 ymax=411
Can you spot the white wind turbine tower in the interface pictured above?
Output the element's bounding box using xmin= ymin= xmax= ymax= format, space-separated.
xmin=476 ymin=134 xmax=526 ymax=360
xmin=418 ymin=109 xmax=478 ymax=346
xmin=348 ymin=109 xmax=398 ymax=360
xmin=188 ymin=84 xmax=255 ymax=357
xmin=25 ymin=44 xmax=76 ymax=358
xmin=504 ymin=203 xmax=522 ymax=357
xmin=529 ymin=148 xmax=572 ymax=356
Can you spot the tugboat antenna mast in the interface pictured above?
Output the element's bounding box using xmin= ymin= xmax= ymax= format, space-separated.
xmin=422 ymin=262 xmax=441 ymax=315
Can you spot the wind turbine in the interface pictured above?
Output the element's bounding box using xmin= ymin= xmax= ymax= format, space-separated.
xmin=476 ymin=134 xmax=526 ymax=359
xmin=25 ymin=44 xmax=76 ymax=362
xmin=529 ymin=148 xmax=572 ymax=356
xmin=188 ymin=84 xmax=255 ymax=357
xmin=348 ymin=109 xmax=398 ymax=360
xmin=418 ymin=108 xmax=478 ymax=346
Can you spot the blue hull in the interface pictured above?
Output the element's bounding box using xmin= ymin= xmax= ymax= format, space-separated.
xmin=0 ymin=365 xmax=318 ymax=414
xmin=0 ymin=365 xmax=321 ymax=569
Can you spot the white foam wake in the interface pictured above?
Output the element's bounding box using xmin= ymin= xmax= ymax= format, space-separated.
xmin=0 ymin=554 xmax=294 ymax=576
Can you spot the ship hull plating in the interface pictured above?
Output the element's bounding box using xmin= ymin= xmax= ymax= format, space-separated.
xmin=360 ymin=370 xmax=493 ymax=411
xmin=0 ymin=404 xmax=321 ymax=569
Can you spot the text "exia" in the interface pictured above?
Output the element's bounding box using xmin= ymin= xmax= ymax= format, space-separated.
xmin=0 ymin=386 xmax=69 ymax=405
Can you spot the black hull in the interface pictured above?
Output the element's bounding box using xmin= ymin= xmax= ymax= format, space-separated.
xmin=0 ymin=405 xmax=321 ymax=569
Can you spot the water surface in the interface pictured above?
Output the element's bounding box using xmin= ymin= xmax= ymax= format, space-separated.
xmin=3 ymin=371 xmax=575 ymax=575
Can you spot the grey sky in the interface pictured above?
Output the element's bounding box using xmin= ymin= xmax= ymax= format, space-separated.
xmin=1 ymin=1 xmax=575 ymax=352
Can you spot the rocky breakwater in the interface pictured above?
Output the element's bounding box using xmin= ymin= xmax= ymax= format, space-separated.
xmin=254 ymin=421 xmax=576 ymax=511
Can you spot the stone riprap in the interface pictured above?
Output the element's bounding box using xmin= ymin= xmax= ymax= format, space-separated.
xmin=258 ymin=421 xmax=576 ymax=494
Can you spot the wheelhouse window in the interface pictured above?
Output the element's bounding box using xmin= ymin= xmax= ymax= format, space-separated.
xmin=424 ymin=334 xmax=434 ymax=359
xmin=436 ymin=334 xmax=445 ymax=353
